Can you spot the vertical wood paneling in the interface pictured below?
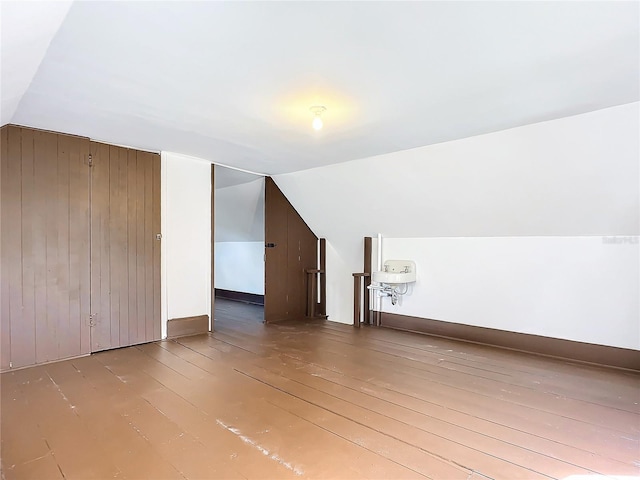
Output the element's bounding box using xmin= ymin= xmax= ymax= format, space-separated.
xmin=1 ymin=127 xmax=91 ymax=370
xmin=69 ymin=136 xmax=91 ymax=356
xmin=43 ymin=130 xmax=60 ymax=362
xmin=264 ymin=177 xmax=318 ymax=323
xmin=152 ymin=154 xmax=161 ymax=340
xmin=20 ymin=129 xmax=37 ymax=362
xmin=286 ymin=223 xmax=300 ymax=318
xmin=56 ymin=135 xmax=72 ymax=358
xmin=108 ymin=146 xmax=119 ymax=347
xmin=127 ymin=149 xmax=138 ymax=344
xmin=113 ymin=146 xmax=128 ymax=347
xmin=1 ymin=127 xmax=13 ymax=369
xmin=264 ymin=178 xmax=289 ymax=323
xmin=2 ymin=127 xmax=159 ymax=370
xmin=90 ymin=143 xmax=161 ymax=352
xmin=135 ymin=151 xmax=146 ymax=343
xmin=32 ymin=131 xmax=49 ymax=364
xmin=9 ymin=127 xmax=31 ymax=368
xmin=143 ymin=152 xmax=154 ymax=341
xmin=297 ymin=218 xmax=317 ymax=318
xmin=91 ymin=142 xmax=112 ymax=351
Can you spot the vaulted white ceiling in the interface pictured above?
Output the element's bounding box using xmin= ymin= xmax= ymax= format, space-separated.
xmin=2 ymin=1 xmax=638 ymax=175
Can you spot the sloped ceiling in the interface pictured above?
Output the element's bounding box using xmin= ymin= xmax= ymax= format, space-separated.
xmin=2 ymin=1 xmax=638 ymax=175
xmin=215 ymin=176 xmax=264 ymax=243
xmin=0 ymin=1 xmax=72 ymax=124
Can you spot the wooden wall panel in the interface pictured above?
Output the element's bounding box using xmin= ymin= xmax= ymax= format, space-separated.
xmin=126 ymin=149 xmax=138 ymax=344
xmin=264 ymin=177 xmax=318 ymax=323
xmin=19 ymin=128 xmax=35 ymax=365
xmin=135 ymin=150 xmax=146 ymax=344
xmin=143 ymin=151 xmax=154 ymax=342
xmin=152 ymin=153 xmax=161 ymax=340
xmin=90 ymin=141 xmax=112 ymax=351
xmin=55 ymin=135 xmax=72 ymax=358
xmin=0 ymin=127 xmax=10 ymax=369
xmin=68 ymin=134 xmax=91 ymax=356
xmin=0 ymin=126 xmax=91 ymax=370
xmin=287 ymin=212 xmax=317 ymax=319
xmin=1 ymin=126 xmax=159 ymax=369
xmin=42 ymin=130 xmax=60 ymax=362
xmin=7 ymin=127 xmax=28 ymax=367
xmin=265 ymin=178 xmax=290 ymax=323
xmin=90 ymin=143 xmax=160 ymax=352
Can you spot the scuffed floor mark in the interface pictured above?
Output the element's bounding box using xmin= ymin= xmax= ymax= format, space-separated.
xmin=103 ymin=365 xmax=129 ymax=384
xmin=45 ymin=372 xmax=77 ymax=414
xmin=216 ymin=419 xmax=303 ymax=476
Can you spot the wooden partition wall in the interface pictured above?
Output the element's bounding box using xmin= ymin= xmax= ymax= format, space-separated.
xmin=89 ymin=141 xmax=161 ymax=351
xmin=1 ymin=127 xmax=91 ymax=369
xmin=264 ymin=177 xmax=319 ymax=323
xmin=0 ymin=126 xmax=160 ymax=371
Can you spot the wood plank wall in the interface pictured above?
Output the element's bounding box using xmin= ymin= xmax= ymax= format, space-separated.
xmin=89 ymin=142 xmax=161 ymax=352
xmin=0 ymin=126 xmax=161 ymax=371
xmin=264 ymin=178 xmax=318 ymax=323
xmin=0 ymin=126 xmax=91 ymax=370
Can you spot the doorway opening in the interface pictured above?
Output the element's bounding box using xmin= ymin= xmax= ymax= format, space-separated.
xmin=213 ymin=166 xmax=265 ymax=326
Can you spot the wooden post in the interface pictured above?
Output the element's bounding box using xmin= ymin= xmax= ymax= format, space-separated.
xmin=364 ymin=237 xmax=372 ymax=325
xmin=352 ymin=272 xmax=371 ymax=328
xmin=306 ymin=269 xmax=318 ymax=318
xmin=353 ymin=274 xmax=361 ymax=328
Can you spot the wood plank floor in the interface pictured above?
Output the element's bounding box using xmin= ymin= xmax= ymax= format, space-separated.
xmin=2 ymin=299 xmax=639 ymax=479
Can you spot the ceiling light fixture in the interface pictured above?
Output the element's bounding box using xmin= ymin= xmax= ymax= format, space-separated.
xmin=310 ymin=106 xmax=326 ymax=131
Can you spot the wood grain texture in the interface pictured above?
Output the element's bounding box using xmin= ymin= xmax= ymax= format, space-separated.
xmin=2 ymin=298 xmax=638 ymax=479
xmin=69 ymin=135 xmax=91 ymax=356
xmin=152 ymin=152 xmax=161 ymax=341
xmin=264 ymin=177 xmax=289 ymax=323
xmin=90 ymin=143 xmax=161 ymax=352
xmin=6 ymin=127 xmax=26 ymax=366
xmin=264 ymin=177 xmax=318 ymax=324
xmin=19 ymin=128 xmax=36 ymax=366
xmin=0 ymin=126 xmax=12 ymax=370
xmin=91 ymin=141 xmax=112 ymax=351
xmin=1 ymin=127 xmax=157 ymax=371
xmin=1 ymin=127 xmax=91 ymax=371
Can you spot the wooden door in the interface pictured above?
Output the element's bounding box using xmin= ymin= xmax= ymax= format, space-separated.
xmin=264 ymin=178 xmax=318 ymax=323
xmin=264 ymin=178 xmax=289 ymax=322
xmin=89 ymin=142 xmax=161 ymax=351
xmin=0 ymin=126 xmax=91 ymax=370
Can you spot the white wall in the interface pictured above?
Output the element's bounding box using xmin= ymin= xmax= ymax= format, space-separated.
xmin=215 ymin=242 xmax=264 ymax=295
xmin=274 ymin=103 xmax=639 ymax=349
xmin=215 ymin=177 xmax=264 ymax=242
xmin=161 ymin=152 xmax=211 ymax=336
xmin=380 ymin=236 xmax=638 ymax=349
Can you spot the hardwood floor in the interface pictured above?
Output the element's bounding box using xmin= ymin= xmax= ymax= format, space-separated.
xmin=1 ymin=299 xmax=639 ymax=479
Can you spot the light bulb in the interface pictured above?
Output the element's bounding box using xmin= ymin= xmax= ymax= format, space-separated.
xmin=310 ymin=106 xmax=326 ymax=131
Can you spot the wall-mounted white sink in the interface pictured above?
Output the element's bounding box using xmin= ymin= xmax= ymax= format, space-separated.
xmin=372 ymin=260 xmax=416 ymax=285
xmin=372 ymin=271 xmax=416 ymax=285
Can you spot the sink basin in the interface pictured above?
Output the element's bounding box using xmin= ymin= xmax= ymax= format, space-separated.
xmin=372 ymin=271 xmax=416 ymax=285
